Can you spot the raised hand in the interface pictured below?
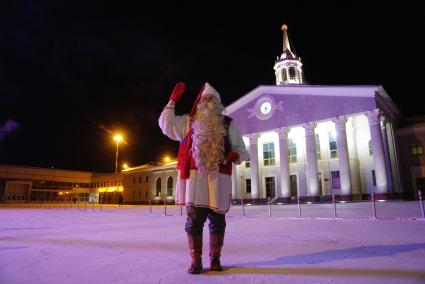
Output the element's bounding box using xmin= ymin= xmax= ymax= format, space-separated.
xmin=170 ymin=82 xmax=186 ymax=103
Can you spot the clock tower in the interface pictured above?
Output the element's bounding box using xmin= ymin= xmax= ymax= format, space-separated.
xmin=273 ymin=24 xmax=304 ymax=85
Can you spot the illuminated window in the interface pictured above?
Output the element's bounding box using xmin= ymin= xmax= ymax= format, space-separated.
xmin=155 ymin=178 xmax=162 ymax=197
xmin=245 ymin=179 xmax=251 ymax=194
xmin=315 ymin=134 xmax=321 ymax=160
xmin=282 ymin=69 xmax=288 ymax=82
xmin=288 ymin=138 xmax=297 ymax=163
xmin=411 ymin=144 xmax=424 ymax=156
xmin=166 ymin=177 xmax=173 ymax=196
xmin=289 ymin=67 xmax=296 ymax=79
xmin=329 ymin=132 xmax=338 ymax=158
xmin=369 ymin=140 xmax=373 ymax=156
xmin=263 ymin=143 xmax=275 ymax=166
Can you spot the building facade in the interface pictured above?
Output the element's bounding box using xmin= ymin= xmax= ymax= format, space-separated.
xmin=0 ymin=25 xmax=422 ymax=204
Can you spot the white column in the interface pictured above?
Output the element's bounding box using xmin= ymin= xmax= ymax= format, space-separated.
xmin=366 ymin=109 xmax=388 ymax=193
xmin=277 ymin=127 xmax=290 ymax=199
xmin=303 ymin=123 xmax=320 ymax=197
xmin=333 ymin=116 xmax=352 ymax=196
xmin=380 ymin=115 xmax=394 ymax=194
xmin=231 ymin=163 xmax=238 ymax=198
xmin=247 ymin=133 xmax=260 ymax=198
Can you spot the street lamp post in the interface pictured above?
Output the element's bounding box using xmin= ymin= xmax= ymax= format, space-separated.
xmin=114 ymin=134 xmax=123 ymax=174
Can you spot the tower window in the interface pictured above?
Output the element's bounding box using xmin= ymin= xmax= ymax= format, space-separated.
xmin=282 ymin=69 xmax=288 ymax=82
xmin=369 ymin=140 xmax=373 ymax=156
xmin=289 ymin=67 xmax=296 ymax=80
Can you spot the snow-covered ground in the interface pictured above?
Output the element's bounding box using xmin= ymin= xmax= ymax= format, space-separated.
xmin=1 ymin=201 xmax=425 ymax=284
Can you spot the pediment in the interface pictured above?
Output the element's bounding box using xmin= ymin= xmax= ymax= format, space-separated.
xmin=226 ymin=85 xmax=384 ymax=135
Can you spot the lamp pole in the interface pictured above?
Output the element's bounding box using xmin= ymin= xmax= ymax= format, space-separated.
xmin=114 ymin=134 xmax=123 ymax=174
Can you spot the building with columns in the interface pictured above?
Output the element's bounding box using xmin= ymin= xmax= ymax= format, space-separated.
xmin=2 ymin=25 xmax=423 ymax=205
xmin=227 ymin=25 xmax=404 ymax=203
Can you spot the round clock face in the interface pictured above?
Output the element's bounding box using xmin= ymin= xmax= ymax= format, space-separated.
xmin=252 ymin=96 xmax=276 ymax=120
xmin=260 ymin=102 xmax=272 ymax=114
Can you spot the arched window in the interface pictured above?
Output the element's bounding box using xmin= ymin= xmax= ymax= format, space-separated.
xmin=167 ymin=177 xmax=173 ymax=196
xmin=156 ymin=178 xmax=162 ymax=197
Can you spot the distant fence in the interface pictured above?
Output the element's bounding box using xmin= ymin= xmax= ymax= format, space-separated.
xmin=1 ymin=191 xmax=424 ymax=221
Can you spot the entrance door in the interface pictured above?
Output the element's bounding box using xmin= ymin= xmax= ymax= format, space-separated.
xmin=265 ymin=177 xmax=275 ymax=198
xmin=290 ymin=175 xmax=298 ymax=197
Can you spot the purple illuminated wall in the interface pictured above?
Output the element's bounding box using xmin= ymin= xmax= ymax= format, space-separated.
xmin=229 ymin=92 xmax=377 ymax=135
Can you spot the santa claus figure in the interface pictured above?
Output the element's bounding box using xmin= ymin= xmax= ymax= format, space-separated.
xmin=159 ymin=82 xmax=249 ymax=274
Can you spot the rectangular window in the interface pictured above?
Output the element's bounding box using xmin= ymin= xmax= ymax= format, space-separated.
xmin=282 ymin=69 xmax=288 ymax=82
xmin=411 ymin=144 xmax=424 ymax=156
xmin=289 ymin=67 xmax=296 ymax=79
xmin=132 ymin=177 xmax=136 ymax=184
xmin=315 ymin=134 xmax=321 ymax=160
xmin=265 ymin=177 xmax=275 ymax=198
xmin=145 ymin=176 xmax=149 ymax=183
xmin=372 ymin=170 xmax=376 ymax=186
xmin=288 ymin=138 xmax=297 ymax=163
xmin=139 ymin=177 xmax=142 ymax=183
xmin=329 ymin=132 xmax=338 ymax=159
xmin=369 ymin=140 xmax=373 ymax=156
xmin=331 ymin=171 xmax=341 ymax=189
xmin=245 ymin=179 xmax=251 ymax=194
xmin=263 ymin=143 xmax=275 ymax=166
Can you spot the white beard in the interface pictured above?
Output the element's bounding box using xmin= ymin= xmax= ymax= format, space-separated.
xmin=191 ymin=101 xmax=226 ymax=174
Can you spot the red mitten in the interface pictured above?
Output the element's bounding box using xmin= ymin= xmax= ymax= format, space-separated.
xmin=227 ymin=151 xmax=239 ymax=162
xmin=170 ymin=82 xmax=186 ymax=102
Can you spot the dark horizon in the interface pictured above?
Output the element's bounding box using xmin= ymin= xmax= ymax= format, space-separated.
xmin=0 ymin=2 xmax=423 ymax=173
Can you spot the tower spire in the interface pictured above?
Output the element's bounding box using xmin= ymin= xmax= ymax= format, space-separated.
xmin=274 ymin=24 xmax=304 ymax=85
xmin=281 ymin=24 xmax=291 ymax=52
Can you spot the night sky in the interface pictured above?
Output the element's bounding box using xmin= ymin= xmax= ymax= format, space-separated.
xmin=0 ymin=2 xmax=422 ymax=173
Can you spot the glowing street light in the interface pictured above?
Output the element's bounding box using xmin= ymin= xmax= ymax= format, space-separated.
xmin=114 ymin=134 xmax=123 ymax=174
xmin=122 ymin=163 xmax=129 ymax=169
xmin=164 ymin=156 xmax=170 ymax=163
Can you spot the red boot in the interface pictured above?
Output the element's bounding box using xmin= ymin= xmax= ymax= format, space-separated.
xmin=187 ymin=234 xmax=203 ymax=274
xmin=209 ymin=234 xmax=224 ymax=271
